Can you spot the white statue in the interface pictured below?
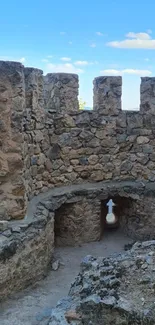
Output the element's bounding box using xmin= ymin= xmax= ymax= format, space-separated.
xmin=106 ymin=199 xmax=116 ymax=224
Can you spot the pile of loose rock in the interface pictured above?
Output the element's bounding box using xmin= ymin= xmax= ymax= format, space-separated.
xmin=49 ymin=241 xmax=155 ymax=324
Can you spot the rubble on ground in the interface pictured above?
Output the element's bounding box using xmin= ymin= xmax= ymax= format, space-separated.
xmin=48 ymin=241 xmax=155 ymax=324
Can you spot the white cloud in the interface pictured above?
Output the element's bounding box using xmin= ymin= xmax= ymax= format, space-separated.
xmin=96 ymin=32 xmax=103 ymax=36
xmin=61 ymin=57 xmax=71 ymax=61
xmin=74 ymin=60 xmax=89 ymax=66
xmin=123 ymin=69 xmax=152 ymax=76
xmin=100 ymin=69 xmax=152 ymax=76
xmin=90 ymin=43 xmax=96 ymax=48
xmin=47 ymin=55 xmax=53 ymax=58
xmin=19 ymin=57 xmax=26 ymax=63
xmin=126 ymin=32 xmax=151 ymax=40
xmin=144 ymin=58 xmax=150 ymax=61
xmin=45 ymin=63 xmax=84 ymax=74
xmin=74 ymin=60 xmax=98 ymax=66
xmin=69 ymin=41 xmax=72 ymax=45
xmin=107 ymin=32 xmax=155 ymax=49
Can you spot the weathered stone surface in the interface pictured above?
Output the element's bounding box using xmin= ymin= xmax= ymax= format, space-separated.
xmin=55 ymin=198 xmax=101 ymax=246
xmin=27 ymin=180 xmax=155 ymax=242
xmin=1 ymin=62 xmax=155 ymax=314
xmin=49 ymin=241 xmax=155 ymax=324
xmin=2 ymin=64 xmax=155 ymax=206
xmin=0 ymin=209 xmax=54 ymax=300
xmin=88 ymin=155 xmax=98 ymax=165
xmin=0 ymin=221 xmax=8 ymax=231
xmin=44 ymin=73 xmax=79 ymax=112
xmin=137 ymin=136 xmax=149 ymax=144
xmin=140 ymin=77 xmax=155 ymax=115
xmin=23 ymin=67 xmax=45 ymax=201
xmin=93 ymin=76 xmax=122 ymax=114
xmin=1 ymin=177 xmax=155 ymax=301
xmin=0 ymin=61 xmax=26 ymax=220
xmin=48 ymin=144 xmax=61 ymax=160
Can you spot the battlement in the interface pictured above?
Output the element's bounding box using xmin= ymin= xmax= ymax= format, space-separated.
xmin=44 ymin=72 xmax=155 ymax=115
xmin=1 ymin=61 xmax=155 ymax=221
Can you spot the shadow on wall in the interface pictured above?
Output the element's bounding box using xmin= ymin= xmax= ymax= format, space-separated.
xmin=54 ymin=203 xmax=79 ymax=247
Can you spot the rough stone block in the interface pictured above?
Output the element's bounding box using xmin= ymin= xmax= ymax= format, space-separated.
xmin=93 ymin=76 xmax=122 ymax=114
xmin=0 ymin=221 xmax=9 ymax=231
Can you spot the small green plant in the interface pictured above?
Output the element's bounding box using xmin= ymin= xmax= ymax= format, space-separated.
xmin=79 ymin=98 xmax=86 ymax=110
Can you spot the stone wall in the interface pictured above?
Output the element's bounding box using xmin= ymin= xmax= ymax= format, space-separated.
xmin=55 ymin=198 xmax=101 ymax=246
xmin=42 ymin=74 xmax=155 ymax=192
xmin=0 ymin=61 xmax=26 ymax=221
xmin=1 ymin=180 xmax=155 ymax=300
xmin=44 ymin=73 xmax=79 ymax=113
xmin=23 ymin=67 xmax=46 ymax=200
xmin=30 ymin=181 xmax=155 ymax=242
xmin=0 ymin=210 xmax=54 ymax=300
xmin=1 ymin=61 xmax=155 ymax=220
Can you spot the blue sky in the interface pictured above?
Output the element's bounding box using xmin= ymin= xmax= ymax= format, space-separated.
xmin=1 ymin=0 xmax=155 ymax=109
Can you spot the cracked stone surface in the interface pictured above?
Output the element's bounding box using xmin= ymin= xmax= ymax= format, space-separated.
xmin=49 ymin=240 xmax=155 ymax=325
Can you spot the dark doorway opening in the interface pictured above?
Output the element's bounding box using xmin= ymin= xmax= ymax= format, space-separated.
xmin=100 ymin=196 xmax=134 ymax=237
xmin=54 ymin=203 xmax=74 ymax=247
xmin=54 ymin=196 xmax=135 ymax=246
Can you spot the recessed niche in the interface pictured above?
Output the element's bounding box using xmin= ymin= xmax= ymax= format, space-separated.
xmin=54 ymin=196 xmax=140 ymax=247
xmin=100 ymin=196 xmax=135 ymax=236
xmin=54 ymin=199 xmax=101 ymax=247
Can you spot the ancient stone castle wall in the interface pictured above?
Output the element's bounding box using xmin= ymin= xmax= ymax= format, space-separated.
xmin=0 ymin=62 xmax=26 ymax=220
xmin=43 ymin=74 xmax=155 ymax=190
xmin=1 ymin=61 xmax=155 ymax=220
xmin=23 ymin=68 xmax=45 ymax=199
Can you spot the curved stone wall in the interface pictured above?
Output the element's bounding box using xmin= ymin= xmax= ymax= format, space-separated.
xmin=1 ymin=180 xmax=155 ymax=299
xmin=0 ymin=210 xmax=54 ymax=300
xmin=33 ymin=180 xmax=155 ymax=242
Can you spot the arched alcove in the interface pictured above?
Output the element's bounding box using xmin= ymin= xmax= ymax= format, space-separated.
xmin=54 ymin=198 xmax=101 ymax=247
xmin=100 ymin=196 xmax=137 ymax=238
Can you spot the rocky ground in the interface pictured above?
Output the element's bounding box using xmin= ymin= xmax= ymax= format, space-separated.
xmin=49 ymin=240 xmax=155 ymax=325
xmin=0 ymin=230 xmax=132 ymax=325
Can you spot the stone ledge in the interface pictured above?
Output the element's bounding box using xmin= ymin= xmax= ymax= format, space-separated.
xmin=27 ymin=180 xmax=154 ymax=219
xmin=0 ymin=179 xmax=154 ymax=251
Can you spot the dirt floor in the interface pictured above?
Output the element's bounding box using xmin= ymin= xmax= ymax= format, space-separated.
xmin=0 ymin=229 xmax=133 ymax=325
